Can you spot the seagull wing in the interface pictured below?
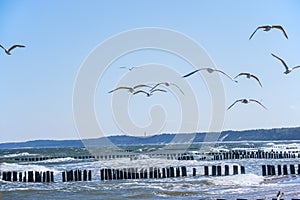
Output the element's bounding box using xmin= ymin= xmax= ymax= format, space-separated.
xmin=215 ymin=69 xmax=238 ymax=83
xmin=250 ymin=74 xmax=263 ymax=87
xmin=272 ymin=25 xmax=288 ymax=39
xmin=227 ymin=100 xmax=242 ymax=110
xmin=151 ymin=88 xmax=167 ymax=94
xmin=234 ymin=72 xmax=249 ymax=79
xmin=249 ymin=27 xmax=262 ymax=40
xmin=133 ymin=90 xmax=149 ymax=96
xmin=271 ymin=53 xmax=289 ymax=71
xmin=182 ymin=69 xmax=200 ymax=78
xmin=133 ymin=84 xmax=152 ymax=89
xmin=7 ymin=45 xmax=25 ymax=53
xmin=0 ymin=45 xmax=7 ymax=51
xmin=249 ymin=99 xmax=267 ymax=110
xmin=170 ymin=83 xmax=185 ymax=95
xmin=149 ymin=83 xmax=163 ymax=92
xmin=292 ymin=66 xmax=300 ymax=71
xmin=108 ymin=86 xmax=132 ymax=93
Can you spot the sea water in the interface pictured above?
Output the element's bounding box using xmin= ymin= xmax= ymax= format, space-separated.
xmin=1 ymin=144 xmax=300 ymax=200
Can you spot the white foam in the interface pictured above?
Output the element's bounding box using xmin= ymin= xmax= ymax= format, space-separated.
xmin=212 ymin=174 xmax=264 ymax=186
xmin=2 ymin=152 xmax=38 ymax=158
xmin=0 ymin=162 xmax=57 ymax=173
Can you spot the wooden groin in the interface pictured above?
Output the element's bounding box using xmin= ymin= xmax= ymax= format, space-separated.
xmin=1 ymin=171 xmax=54 ymax=182
xmin=262 ymin=164 xmax=300 ymax=176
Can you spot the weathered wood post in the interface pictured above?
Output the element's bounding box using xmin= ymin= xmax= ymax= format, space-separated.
xmin=283 ymin=165 xmax=288 ymax=175
xmin=217 ymin=166 xmax=222 ymax=176
xmin=204 ymin=166 xmax=209 ymax=176
xmin=176 ymin=167 xmax=180 ymax=177
xmin=162 ymin=168 xmax=166 ymax=178
xmin=212 ymin=165 xmax=217 ymax=176
xmin=192 ymin=168 xmax=196 ymax=176
xmin=277 ymin=165 xmax=282 ymax=176
xmin=35 ymin=171 xmax=41 ymax=182
xmin=19 ymin=172 xmax=22 ymax=182
xmin=88 ymin=170 xmax=92 ymax=181
xmin=181 ymin=166 xmax=187 ymax=177
xmin=290 ymin=165 xmax=295 ymax=175
xmin=28 ymin=171 xmax=34 ymax=182
xmin=233 ymin=165 xmax=238 ymax=175
xmin=67 ymin=170 xmax=73 ymax=182
xmin=240 ymin=166 xmax=245 ymax=174
xmin=225 ymin=165 xmax=229 ymax=176
xmin=262 ymin=165 xmax=266 ymax=176
xmin=100 ymin=169 xmax=104 ymax=181
xmin=13 ymin=171 xmax=18 ymax=182
xmin=170 ymin=167 xmax=175 ymax=178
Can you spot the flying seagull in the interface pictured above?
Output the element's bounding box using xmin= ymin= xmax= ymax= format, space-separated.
xmin=183 ymin=68 xmax=237 ymax=83
xmin=133 ymin=89 xmax=167 ymax=97
xmin=234 ymin=72 xmax=262 ymax=87
xmin=271 ymin=53 xmax=300 ymax=74
xmin=227 ymin=99 xmax=267 ymax=110
xmin=150 ymin=82 xmax=184 ymax=95
xmin=0 ymin=44 xmax=25 ymax=55
xmin=249 ymin=25 xmax=288 ymax=40
xmin=108 ymin=84 xmax=151 ymax=93
xmin=120 ymin=66 xmax=136 ymax=71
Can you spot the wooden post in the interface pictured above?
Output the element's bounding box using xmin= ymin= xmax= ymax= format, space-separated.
xmin=204 ymin=166 xmax=209 ymax=176
xmin=212 ymin=165 xmax=217 ymax=176
xmin=262 ymin=165 xmax=266 ymax=176
xmin=176 ymin=167 xmax=180 ymax=177
xmin=78 ymin=170 xmax=82 ymax=181
xmin=181 ymin=166 xmax=187 ymax=177
xmin=46 ymin=171 xmax=50 ymax=182
xmin=83 ymin=169 xmax=88 ymax=181
xmin=170 ymin=167 xmax=175 ymax=177
xmin=166 ymin=168 xmax=170 ymax=178
xmin=217 ymin=166 xmax=222 ymax=176
xmin=28 ymin=171 xmax=33 ymax=182
xmin=233 ymin=165 xmax=238 ymax=175
xmin=13 ymin=171 xmax=18 ymax=182
xmin=120 ymin=169 xmax=124 ymax=180
xmin=74 ymin=170 xmax=78 ymax=181
xmin=290 ymin=165 xmax=295 ymax=175
xmin=162 ymin=168 xmax=166 ymax=178
xmin=240 ymin=166 xmax=245 ymax=174
xmin=143 ymin=168 xmax=147 ymax=179
xmin=50 ymin=171 xmax=54 ymax=182
xmin=19 ymin=172 xmax=22 ymax=182
xmin=100 ymin=169 xmax=104 ymax=181
xmin=149 ymin=167 xmax=153 ymax=179
xmin=35 ymin=171 xmax=41 ymax=182
xmin=277 ymin=165 xmax=282 ymax=176
xmin=225 ymin=165 xmax=229 ymax=176
xmin=192 ymin=168 xmax=196 ymax=176
xmin=283 ymin=165 xmax=288 ymax=175
xmin=67 ymin=170 xmax=73 ymax=182
xmin=88 ymin=170 xmax=92 ymax=181
xmin=2 ymin=172 xmax=7 ymax=181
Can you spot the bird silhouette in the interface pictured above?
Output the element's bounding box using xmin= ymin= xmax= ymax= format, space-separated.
xmin=277 ymin=191 xmax=284 ymax=200
xmin=150 ymin=82 xmax=184 ymax=95
xmin=227 ymin=99 xmax=267 ymax=110
xmin=120 ymin=66 xmax=136 ymax=71
xmin=271 ymin=53 xmax=300 ymax=74
xmin=133 ymin=89 xmax=167 ymax=97
xmin=108 ymin=84 xmax=151 ymax=93
xmin=183 ymin=68 xmax=237 ymax=83
xmin=249 ymin=25 xmax=288 ymax=40
xmin=234 ymin=72 xmax=262 ymax=87
xmin=0 ymin=44 xmax=25 ymax=55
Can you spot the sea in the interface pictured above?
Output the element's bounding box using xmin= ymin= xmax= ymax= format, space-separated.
xmin=1 ymin=141 xmax=300 ymax=200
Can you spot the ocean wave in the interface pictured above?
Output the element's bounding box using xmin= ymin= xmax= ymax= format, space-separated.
xmin=0 ymin=162 xmax=57 ymax=173
xmin=1 ymin=152 xmax=39 ymax=158
xmin=212 ymin=173 xmax=264 ymax=186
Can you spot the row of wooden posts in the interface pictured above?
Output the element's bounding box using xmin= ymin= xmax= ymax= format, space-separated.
xmin=179 ymin=151 xmax=298 ymax=161
xmin=262 ymin=164 xmax=300 ymax=176
xmin=0 ymin=165 xmax=245 ymax=182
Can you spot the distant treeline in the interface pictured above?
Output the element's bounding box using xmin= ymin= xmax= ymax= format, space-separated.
xmin=1 ymin=127 xmax=300 ymax=149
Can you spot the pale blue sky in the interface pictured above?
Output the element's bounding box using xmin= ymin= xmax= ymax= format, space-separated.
xmin=0 ymin=0 xmax=299 ymax=143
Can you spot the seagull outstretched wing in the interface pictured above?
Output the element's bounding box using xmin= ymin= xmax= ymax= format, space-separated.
xmin=227 ymin=99 xmax=243 ymax=110
xmin=272 ymin=25 xmax=288 ymax=39
xmin=271 ymin=53 xmax=289 ymax=71
xmin=249 ymin=99 xmax=267 ymax=109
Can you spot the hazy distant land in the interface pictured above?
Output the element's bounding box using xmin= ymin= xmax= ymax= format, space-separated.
xmin=1 ymin=127 xmax=300 ymax=149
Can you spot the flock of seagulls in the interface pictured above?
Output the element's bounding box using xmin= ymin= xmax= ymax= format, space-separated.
xmin=110 ymin=24 xmax=297 ymax=112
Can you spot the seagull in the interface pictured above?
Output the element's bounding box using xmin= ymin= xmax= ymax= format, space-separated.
xmin=277 ymin=191 xmax=284 ymax=200
xmin=234 ymin=72 xmax=262 ymax=87
xmin=271 ymin=53 xmax=300 ymax=74
xmin=0 ymin=44 xmax=25 ymax=55
xmin=133 ymin=89 xmax=167 ymax=97
xmin=227 ymin=99 xmax=267 ymax=110
xmin=150 ymin=82 xmax=184 ymax=95
xmin=120 ymin=66 xmax=136 ymax=71
xmin=108 ymin=84 xmax=151 ymax=93
xmin=249 ymin=25 xmax=288 ymax=40
xmin=182 ymin=68 xmax=237 ymax=83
